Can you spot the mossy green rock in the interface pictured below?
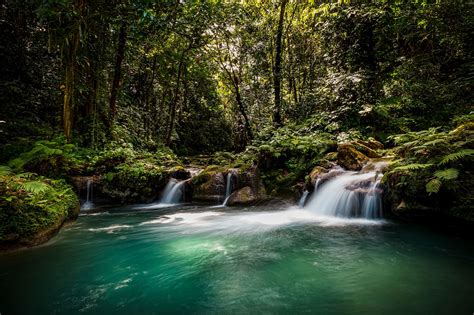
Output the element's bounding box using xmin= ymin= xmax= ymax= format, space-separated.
xmin=352 ymin=141 xmax=381 ymax=158
xmin=191 ymin=166 xmax=226 ymax=201
xmin=337 ymin=144 xmax=369 ymax=171
xmin=227 ymin=186 xmax=264 ymax=206
xmin=0 ymin=175 xmax=79 ymax=250
xmin=309 ymin=166 xmax=328 ymax=187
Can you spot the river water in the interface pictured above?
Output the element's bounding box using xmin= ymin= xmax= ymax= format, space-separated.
xmin=1 ymin=205 xmax=473 ymax=314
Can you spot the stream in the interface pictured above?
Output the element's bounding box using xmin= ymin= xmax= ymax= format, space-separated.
xmin=1 ymin=204 xmax=474 ymax=314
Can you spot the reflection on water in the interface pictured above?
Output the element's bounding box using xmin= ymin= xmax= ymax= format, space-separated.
xmin=1 ymin=205 xmax=473 ymax=314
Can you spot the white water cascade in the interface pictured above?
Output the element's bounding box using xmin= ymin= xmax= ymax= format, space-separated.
xmin=298 ymin=190 xmax=309 ymax=208
xmin=305 ymin=165 xmax=384 ymax=219
xmin=222 ymin=172 xmax=234 ymax=206
xmin=81 ymin=179 xmax=94 ymax=210
xmin=161 ymin=179 xmax=186 ymax=204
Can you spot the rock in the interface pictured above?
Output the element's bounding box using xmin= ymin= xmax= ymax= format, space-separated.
xmin=337 ymin=144 xmax=369 ymax=171
xmin=168 ymin=166 xmax=191 ymax=180
xmin=324 ymin=152 xmax=338 ymax=161
xmin=191 ymin=166 xmax=226 ymax=201
xmin=227 ymin=186 xmax=260 ymax=206
xmin=357 ymin=138 xmax=384 ymax=150
xmin=353 ymin=141 xmax=381 ymax=158
xmin=309 ymin=166 xmax=328 ymax=187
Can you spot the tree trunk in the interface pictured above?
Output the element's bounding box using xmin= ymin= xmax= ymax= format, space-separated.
xmin=109 ymin=22 xmax=127 ymax=123
xmin=165 ymin=51 xmax=187 ymax=146
xmin=273 ymin=0 xmax=288 ymax=126
xmin=233 ymin=78 xmax=253 ymax=141
xmin=63 ymin=25 xmax=80 ymax=142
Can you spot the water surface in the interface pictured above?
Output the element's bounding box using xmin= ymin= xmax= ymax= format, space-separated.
xmin=1 ymin=205 xmax=473 ymax=314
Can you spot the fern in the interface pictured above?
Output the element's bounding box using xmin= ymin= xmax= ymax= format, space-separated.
xmin=434 ymin=168 xmax=459 ymax=181
xmin=391 ymin=163 xmax=433 ymax=172
xmin=423 ymin=138 xmax=448 ymax=147
xmin=439 ymin=149 xmax=474 ymax=165
xmin=16 ymin=181 xmax=50 ymax=194
xmin=0 ymin=165 xmax=13 ymax=176
xmin=426 ymin=178 xmax=442 ymax=194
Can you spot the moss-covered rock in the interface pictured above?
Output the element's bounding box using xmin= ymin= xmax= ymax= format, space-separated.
xmin=102 ymin=162 xmax=168 ymax=203
xmin=227 ymin=186 xmax=258 ymax=205
xmin=0 ymin=173 xmax=79 ymax=250
xmin=191 ymin=165 xmax=227 ymax=201
xmin=352 ymin=141 xmax=381 ymax=158
xmin=337 ymin=144 xmax=369 ymax=170
xmin=357 ymin=138 xmax=384 ymax=151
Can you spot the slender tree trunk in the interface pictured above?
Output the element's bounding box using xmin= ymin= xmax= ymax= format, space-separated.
xmin=165 ymin=51 xmax=187 ymax=146
xmin=109 ymin=22 xmax=127 ymax=123
xmin=63 ymin=24 xmax=80 ymax=142
xmin=233 ymin=78 xmax=253 ymax=141
xmin=273 ymin=0 xmax=288 ymax=126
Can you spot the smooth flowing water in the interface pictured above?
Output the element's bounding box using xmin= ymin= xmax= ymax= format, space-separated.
xmin=222 ymin=172 xmax=234 ymax=207
xmin=1 ymin=205 xmax=474 ymax=314
xmin=81 ymin=179 xmax=94 ymax=210
xmin=160 ymin=179 xmax=186 ymax=204
xmin=306 ymin=168 xmax=383 ymax=219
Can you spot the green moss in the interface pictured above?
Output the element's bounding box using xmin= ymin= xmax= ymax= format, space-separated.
xmin=0 ymin=173 xmax=78 ymax=242
xmin=191 ymin=165 xmax=226 ymax=186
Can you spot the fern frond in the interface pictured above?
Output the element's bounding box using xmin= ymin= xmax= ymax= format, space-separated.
xmin=0 ymin=165 xmax=13 ymax=176
xmin=16 ymin=181 xmax=50 ymax=194
xmin=439 ymin=149 xmax=474 ymax=165
xmin=391 ymin=163 xmax=433 ymax=172
xmin=423 ymin=139 xmax=448 ymax=147
xmin=426 ymin=178 xmax=442 ymax=194
xmin=434 ymin=168 xmax=459 ymax=181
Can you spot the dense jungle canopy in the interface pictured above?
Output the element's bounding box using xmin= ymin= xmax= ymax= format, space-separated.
xmin=1 ymin=0 xmax=471 ymax=154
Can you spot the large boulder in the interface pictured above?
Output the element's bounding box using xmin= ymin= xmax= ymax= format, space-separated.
xmin=191 ymin=166 xmax=226 ymax=202
xmin=352 ymin=141 xmax=381 ymax=158
xmin=337 ymin=144 xmax=369 ymax=171
xmin=356 ymin=138 xmax=384 ymax=150
xmin=227 ymin=186 xmax=265 ymax=206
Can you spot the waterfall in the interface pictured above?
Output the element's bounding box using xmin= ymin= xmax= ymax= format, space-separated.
xmin=305 ymin=167 xmax=383 ymax=219
xmin=222 ymin=172 xmax=234 ymax=206
xmin=81 ymin=179 xmax=94 ymax=210
xmin=161 ymin=179 xmax=186 ymax=204
xmin=298 ymin=190 xmax=309 ymax=208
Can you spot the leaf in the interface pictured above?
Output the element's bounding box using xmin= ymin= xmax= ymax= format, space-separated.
xmin=434 ymin=168 xmax=459 ymax=181
xmin=426 ymin=178 xmax=442 ymax=194
xmin=391 ymin=163 xmax=433 ymax=172
xmin=439 ymin=149 xmax=474 ymax=165
xmin=17 ymin=181 xmax=50 ymax=194
xmin=0 ymin=165 xmax=13 ymax=176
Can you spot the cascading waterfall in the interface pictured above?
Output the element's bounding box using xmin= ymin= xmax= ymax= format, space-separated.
xmin=222 ymin=172 xmax=234 ymax=206
xmin=161 ymin=179 xmax=186 ymax=204
xmin=81 ymin=179 xmax=94 ymax=210
xmin=298 ymin=190 xmax=309 ymax=208
xmin=305 ymin=165 xmax=384 ymax=219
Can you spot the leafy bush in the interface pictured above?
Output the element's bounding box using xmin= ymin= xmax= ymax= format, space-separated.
xmin=384 ymin=120 xmax=474 ymax=219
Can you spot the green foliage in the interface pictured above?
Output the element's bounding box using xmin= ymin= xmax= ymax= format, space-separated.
xmin=439 ymin=149 xmax=474 ymax=165
xmin=385 ymin=120 xmax=474 ymax=217
xmin=0 ymin=172 xmax=78 ymax=242
xmin=391 ymin=163 xmax=433 ymax=172
xmin=434 ymin=168 xmax=459 ymax=181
